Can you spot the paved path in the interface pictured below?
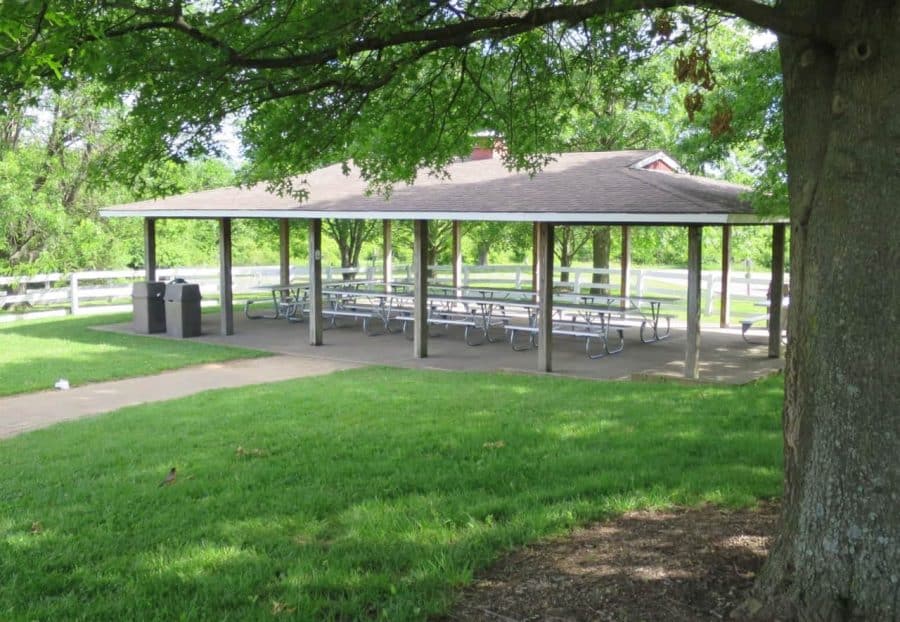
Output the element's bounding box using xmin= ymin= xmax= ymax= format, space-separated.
xmin=0 ymin=355 xmax=360 ymax=440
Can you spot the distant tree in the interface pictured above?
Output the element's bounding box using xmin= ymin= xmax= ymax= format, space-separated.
xmin=0 ymin=85 xmax=122 ymax=273
xmin=323 ymin=219 xmax=379 ymax=280
xmin=0 ymin=86 xmax=236 ymax=273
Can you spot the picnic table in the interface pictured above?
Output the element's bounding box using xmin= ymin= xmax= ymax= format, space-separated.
xmin=499 ymin=294 xmax=678 ymax=358
xmin=320 ymin=286 xmax=513 ymax=345
xmin=245 ymin=283 xmax=308 ymax=321
xmin=741 ymin=297 xmax=790 ymax=343
xmin=320 ymin=287 xmax=404 ymax=335
xmin=578 ymin=293 xmax=679 ymax=342
xmin=502 ymin=299 xmax=626 ymax=358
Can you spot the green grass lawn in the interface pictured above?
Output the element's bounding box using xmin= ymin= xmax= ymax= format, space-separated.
xmin=0 ymin=368 xmax=783 ymax=621
xmin=0 ymin=313 xmax=269 ymax=397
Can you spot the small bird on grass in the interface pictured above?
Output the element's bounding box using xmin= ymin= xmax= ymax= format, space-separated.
xmin=158 ymin=467 xmax=177 ymax=487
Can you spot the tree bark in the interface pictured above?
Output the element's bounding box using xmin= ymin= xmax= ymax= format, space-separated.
xmin=751 ymin=2 xmax=900 ymax=619
xmin=557 ymin=226 xmax=575 ymax=282
xmin=591 ymin=226 xmax=611 ymax=292
xmin=477 ymin=244 xmax=489 ymax=266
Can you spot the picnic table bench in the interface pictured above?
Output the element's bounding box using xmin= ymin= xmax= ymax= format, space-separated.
xmin=396 ymin=306 xmax=509 ymax=346
xmin=740 ymin=314 xmax=770 ymax=342
xmin=505 ymin=320 xmax=626 ymax=359
xmin=741 ymin=298 xmax=790 ymax=344
xmin=322 ymin=304 xmax=394 ymax=335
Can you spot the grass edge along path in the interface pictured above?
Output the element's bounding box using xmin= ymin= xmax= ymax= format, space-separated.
xmin=0 ymin=367 xmax=783 ymax=621
xmin=0 ymin=312 xmax=270 ymax=397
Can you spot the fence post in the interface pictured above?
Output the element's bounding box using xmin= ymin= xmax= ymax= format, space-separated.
xmin=366 ymin=266 xmax=374 ymax=281
xmin=463 ymin=265 xmax=469 ymax=287
xmin=744 ymin=259 xmax=752 ymax=295
xmin=705 ymin=272 xmax=716 ymax=316
xmin=573 ymin=269 xmax=583 ymax=294
xmin=69 ymin=273 xmax=80 ymax=315
xmin=637 ymin=269 xmax=646 ymax=298
xmin=514 ymin=267 xmax=522 ymax=289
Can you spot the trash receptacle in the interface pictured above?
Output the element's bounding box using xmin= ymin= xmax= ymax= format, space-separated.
xmin=133 ymin=282 xmax=166 ymax=334
xmin=165 ymin=282 xmax=202 ymax=338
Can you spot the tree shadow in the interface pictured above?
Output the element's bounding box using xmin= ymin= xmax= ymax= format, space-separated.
xmin=0 ymin=369 xmax=783 ymax=619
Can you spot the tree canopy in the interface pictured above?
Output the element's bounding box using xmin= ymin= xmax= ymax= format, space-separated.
xmin=0 ymin=2 xmax=784 ymax=196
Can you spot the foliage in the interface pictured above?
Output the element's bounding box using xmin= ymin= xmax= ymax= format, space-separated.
xmin=0 ymin=85 xmax=119 ymax=273
xmin=0 ymin=367 xmax=783 ymax=620
xmin=667 ymin=27 xmax=786 ymax=216
xmin=0 ymin=312 xmax=268 ymax=396
xmin=0 ymin=83 xmax=239 ymax=274
xmin=0 ymin=10 xmax=783 ymax=275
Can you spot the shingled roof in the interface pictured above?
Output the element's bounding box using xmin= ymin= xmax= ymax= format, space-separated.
xmin=101 ymin=150 xmax=778 ymax=225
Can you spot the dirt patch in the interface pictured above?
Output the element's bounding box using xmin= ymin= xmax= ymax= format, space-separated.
xmin=443 ymin=502 xmax=778 ymax=622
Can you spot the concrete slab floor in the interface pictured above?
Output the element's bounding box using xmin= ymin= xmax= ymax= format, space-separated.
xmin=97 ymin=312 xmax=784 ymax=385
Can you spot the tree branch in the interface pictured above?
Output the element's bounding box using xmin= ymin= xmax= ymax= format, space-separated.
xmin=0 ymin=1 xmax=49 ymax=60
xmin=86 ymin=0 xmax=826 ymax=74
xmin=199 ymin=1 xmax=823 ymax=70
xmin=701 ymin=0 xmax=817 ymax=40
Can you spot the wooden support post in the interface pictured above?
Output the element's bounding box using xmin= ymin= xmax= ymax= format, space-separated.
xmin=279 ymin=219 xmax=291 ymax=286
xmin=720 ymin=225 xmax=732 ymax=328
xmin=144 ymin=217 xmax=157 ymax=282
xmin=308 ymin=218 xmax=323 ymax=345
xmin=537 ymin=222 xmax=554 ymax=372
xmin=532 ymin=221 xmax=539 ymax=293
xmin=769 ymin=223 xmax=786 ymax=358
xmin=451 ymin=220 xmax=462 ymax=291
xmin=413 ymin=220 xmax=429 ymax=358
xmin=620 ymin=225 xmax=631 ymax=307
xmin=219 ymin=218 xmax=234 ymax=336
xmin=382 ymin=220 xmax=393 ymax=290
xmin=685 ymin=225 xmax=702 ymax=379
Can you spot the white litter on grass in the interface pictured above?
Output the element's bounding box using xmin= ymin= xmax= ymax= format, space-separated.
xmin=54 ymin=378 xmax=70 ymax=390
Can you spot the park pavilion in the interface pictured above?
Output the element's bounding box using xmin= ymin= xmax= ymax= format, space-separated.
xmin=101 ymin=149 xmax=788 ymax=378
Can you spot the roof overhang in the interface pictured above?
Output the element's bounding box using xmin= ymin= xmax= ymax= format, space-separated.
xmin=99 ymin=151 xmax=788 ymax=226
xmin=100 ymin=208 xmax=786 ymax=225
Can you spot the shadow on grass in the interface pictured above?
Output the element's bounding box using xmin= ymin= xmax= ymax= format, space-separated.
xmin=445 ymin=503 xmax=778 ymax=621
xmin=0 ymin=313 xmax=268 ymax=396
xmin=0 ymin=367 xmax=784 ymax=620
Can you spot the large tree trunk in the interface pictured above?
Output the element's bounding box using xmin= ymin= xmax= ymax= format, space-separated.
xmin=751 ymin=2 xmax=899 ymax=619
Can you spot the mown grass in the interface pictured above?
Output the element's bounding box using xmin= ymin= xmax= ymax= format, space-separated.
xmin=0 ymin=313 xmax=269 ymax=396
xmin=0 ymin=367 xmax=783 ymax=621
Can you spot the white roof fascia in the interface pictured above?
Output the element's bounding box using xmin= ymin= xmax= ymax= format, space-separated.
xmin=100 ymin=208 xmax=785 ymax=225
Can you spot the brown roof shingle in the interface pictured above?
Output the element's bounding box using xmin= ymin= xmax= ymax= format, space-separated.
xmin=102 ymin=151 xmax=778 ymax=225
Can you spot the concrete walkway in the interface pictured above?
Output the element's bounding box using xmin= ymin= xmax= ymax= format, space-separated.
xmin=0 ymin=355 xmax=360 ymax=440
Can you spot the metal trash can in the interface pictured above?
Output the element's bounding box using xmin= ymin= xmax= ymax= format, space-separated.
xmin=164 ymin=282 xmax=202 ymax=338
xmin=132 ymin=282 xmax=166 ymax=334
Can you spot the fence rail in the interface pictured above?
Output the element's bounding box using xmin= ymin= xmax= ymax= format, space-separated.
xmin=1 ymin=263 xmax=787 ymax=322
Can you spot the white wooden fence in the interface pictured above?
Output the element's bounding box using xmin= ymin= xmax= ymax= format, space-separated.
xmin=0 ymin=263 xmax=786 ymax=322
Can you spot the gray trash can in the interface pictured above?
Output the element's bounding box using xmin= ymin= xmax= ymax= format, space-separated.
xmin=164 ymin=282 xmax=202 ymax=338
xmin=132 ymin=282 xmax=166 ymax=334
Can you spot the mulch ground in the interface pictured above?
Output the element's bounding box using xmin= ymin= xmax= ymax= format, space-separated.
xmin=442 ymin=502 xmax=779 ymax=622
